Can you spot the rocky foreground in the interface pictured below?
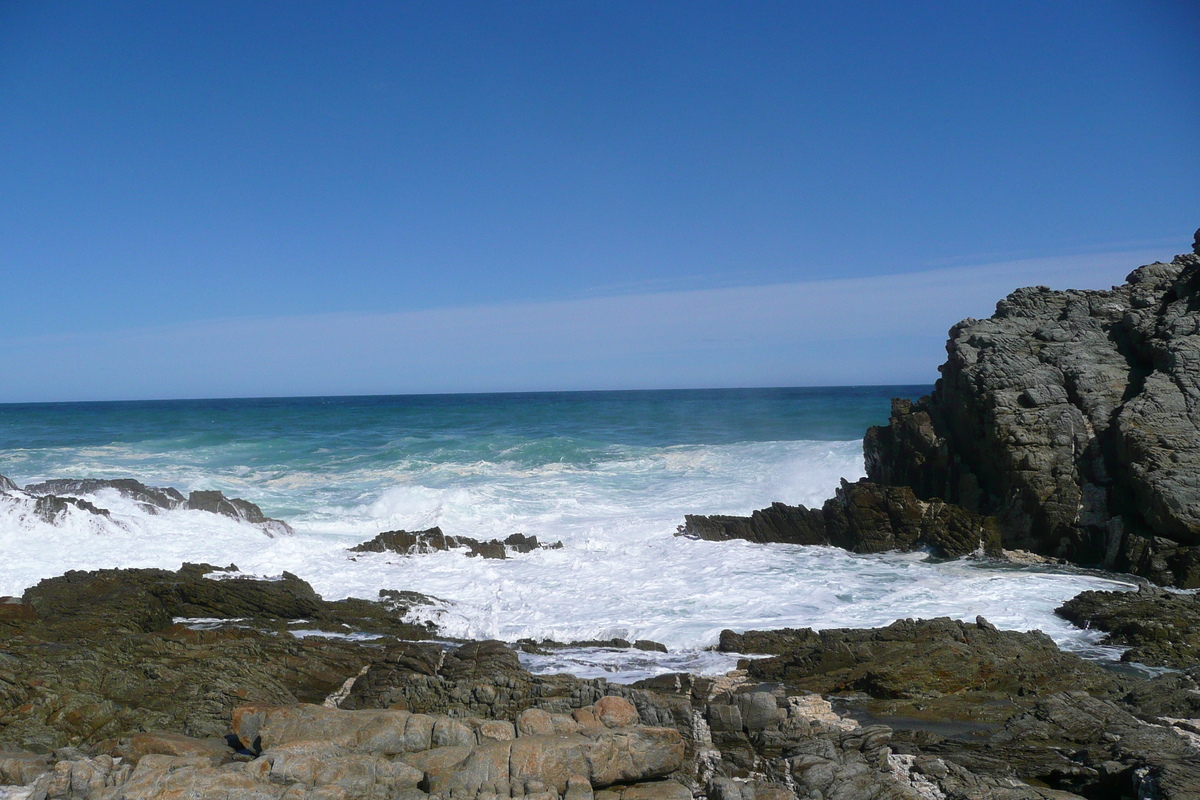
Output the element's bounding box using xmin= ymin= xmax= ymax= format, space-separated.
xmin=2 ymin=566 xmax=1200 ymax=800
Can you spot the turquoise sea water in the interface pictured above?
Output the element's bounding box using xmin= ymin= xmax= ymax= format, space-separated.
xmin=0 ymin=386 xmax=1134 ymax=680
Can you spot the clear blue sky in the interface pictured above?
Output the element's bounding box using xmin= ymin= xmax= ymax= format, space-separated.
xmin=1 ymin=1 xmax=1197 ymax=401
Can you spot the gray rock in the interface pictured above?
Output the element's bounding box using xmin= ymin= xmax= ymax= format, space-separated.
xmin=680 ymin=479 xmax=1000 ymax=559
xmin=865 ymin=233 xmax=1200 ymax=586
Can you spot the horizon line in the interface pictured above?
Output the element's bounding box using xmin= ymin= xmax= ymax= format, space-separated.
xmin=0 ymin=382 xmax=937 ymax=409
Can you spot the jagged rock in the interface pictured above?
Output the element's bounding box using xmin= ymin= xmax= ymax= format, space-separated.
xmin=866 ymin=233 xmax=1200 ymax=587
xmin=680 ymin=479 xmax=1000 ymax=559
xmin=350 ymin=526 xmax=562 ymax=559
xmin=919 ymin=690 xmax=1200 ymax=799
xmin=0 ymin=473 xmax=17 ymax=492
xmin=1056 ymin=584 xmax=1200 ymax=668
xmin=185 ymin=490 xmax=293 ymax=535
xmin=24 ymin=479 xmax=185 ymax=511
xmin=32 ymin=494 xmax=111 ymax=523
xmin=15 ymin=478 xmax=293 ymax=535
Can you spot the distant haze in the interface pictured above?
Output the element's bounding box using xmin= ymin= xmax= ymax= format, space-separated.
xmin=0 ymin=249 xmax=1164 ymax=402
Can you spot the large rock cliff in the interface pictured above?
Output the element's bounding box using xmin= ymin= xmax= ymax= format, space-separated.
xmin=866 ymin=230 xmax=1200 ymax=586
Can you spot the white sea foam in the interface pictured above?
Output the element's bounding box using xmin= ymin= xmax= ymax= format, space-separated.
xmin=0 ymin=438 xmax=1135 ymax=681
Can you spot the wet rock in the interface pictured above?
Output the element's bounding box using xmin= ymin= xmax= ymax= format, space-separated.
xmin=1056 ymin=584 xmax=1200 ymax=668
xmin=17 ymin=479 xmax=293 ymax=534
xmin=865 ymin=233 xmax=1200 ymax=587
xmin=186 ymin=490 xmax=293 ymax=535
xmin=32 ymin=494 xmax=111 ymax=523
xmin=24 ymin=479 xmax=185 ymax=512
xmin=1122 ymin=666 xmax=1200 ymax=721
xmin=681 ymin=480 xmax=1000 ymax=559
xmin=515 ymin=637 xmax=669 ymax=654
xmin=350 ymin=526 xmax=563 ymax=559
xmin=0 ymin=473 xmax=16 ymax=492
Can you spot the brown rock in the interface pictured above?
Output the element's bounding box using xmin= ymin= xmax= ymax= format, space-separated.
xmin=125 ymin=731 xmax=232 ymax=765
xmin=594 ymin=696 xmax=640 ymax=728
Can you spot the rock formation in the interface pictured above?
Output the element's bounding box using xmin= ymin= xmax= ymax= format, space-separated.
xmin=1 ymin=475 xmax=293 ymax=536
xmin=350 ymin=527 xmax=563 ymax=559
xmin=865 ymin=233 xmax=1200 ymax=586
xmin=680 ymin=479 xmax=1000 ymax=558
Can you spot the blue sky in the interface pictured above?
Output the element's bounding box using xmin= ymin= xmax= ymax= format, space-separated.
xmin=0 ymin=1 xmax=1197 ymax=401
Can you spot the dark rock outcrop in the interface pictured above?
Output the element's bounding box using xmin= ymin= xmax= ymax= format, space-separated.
xmin=351 ymin=527 xmax=563 ymax=559
xmin=680 ymin=479 xmax=1001 ymax=558
xmin=14 ymin=477 xmax=294 ymax=535
xmin=1056 ymin=584 xmax=1200 ymax=668
xmin=32 ymin=494 xmax=111 ymax=524
xmin=866 ymin=233 xmax=1200 ymax=586
xmin=24 ymin=479 xmax=186 ymax=512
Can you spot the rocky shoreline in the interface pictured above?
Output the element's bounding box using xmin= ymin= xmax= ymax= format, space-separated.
xmin=2 ymin=565 xmax=1199 ymax=799
xmin=5 ymin=233 xmax=1200 ymax=798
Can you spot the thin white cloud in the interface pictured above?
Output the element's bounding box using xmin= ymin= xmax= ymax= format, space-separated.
xmin=0 ymin=249 xmax=1167 ymax=402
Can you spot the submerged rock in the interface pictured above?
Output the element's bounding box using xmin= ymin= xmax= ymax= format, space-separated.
xmin=32 ymin=494 xmax=111 ymax=524
xmin=350 ymin=526 xmax=563 ymax=559
xmin=24 ymin=479 xmax=186 ymax=512
xmin=15 ymin=477 xmax=294 ymax=535
xmin=865 ymin=231 xmax=1200 ymax=587
xmin=680 ymin=479 xmax=1001 ymax=558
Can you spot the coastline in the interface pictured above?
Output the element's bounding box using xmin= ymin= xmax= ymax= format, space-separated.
xmin=5 ymin=237 xmax=1200 ymax=798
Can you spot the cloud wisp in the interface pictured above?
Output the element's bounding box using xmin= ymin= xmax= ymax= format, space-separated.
xmin=0 ymin=249 xmax=1165 ymax=402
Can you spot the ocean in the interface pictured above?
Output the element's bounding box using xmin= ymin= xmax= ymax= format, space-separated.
xmin=0 ymin=387 xmax=1133 ymax=681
